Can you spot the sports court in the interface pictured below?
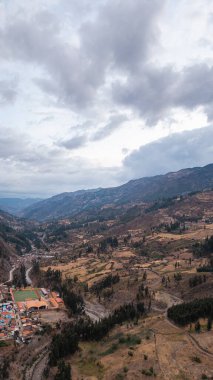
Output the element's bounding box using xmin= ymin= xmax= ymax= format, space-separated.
xmin=13 ymin=289 xmax=39 ymax=302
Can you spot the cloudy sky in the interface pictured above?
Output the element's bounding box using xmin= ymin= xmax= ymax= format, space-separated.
xmin=0 ymin=0 xmax=213 ymax=198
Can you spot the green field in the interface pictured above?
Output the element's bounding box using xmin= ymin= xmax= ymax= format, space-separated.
xmin=13 ymin=289 xmax=38 ymax=302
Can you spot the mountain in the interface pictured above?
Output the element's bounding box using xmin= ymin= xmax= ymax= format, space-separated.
xmin=22 ymin=163 xmax=213 ymax=221
xmin=0 ymin=198 xmax=41 ymax=215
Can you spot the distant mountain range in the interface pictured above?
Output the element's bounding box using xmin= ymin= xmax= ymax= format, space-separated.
xmin=21 ymin=163 xmax=213 ymax=221
xmin=0 ymin=198 xmax=41 ymax=215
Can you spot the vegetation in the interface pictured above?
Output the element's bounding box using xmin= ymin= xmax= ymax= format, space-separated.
xmin=90 ymin=274 xmax=120 ymax=295
xmin=62 ymin=285 xmax=84 ymax=315
xmin=98 ymin=236 xmax=118 ymax=252
xmin=49 ymin=329 xmax=79 ymax=366
xmin=49 ymin=303 xmax=145 ymax=365
xmin=197 ymin=257 xmax=213 ymax=272
xmin=167 ymin=298 xmax=213 ymax=326
xmin=189 ymin=275 xmax=206 ymax=287
xmin=55 ymin=360 xmax=71 ymax=380
xmin=0 ymin=358 xmax=9 ymax=379
xmin=13 ymin=264 xmax=27 ymax=288
xmin=193 ymin=236 xmax=213 ymax=258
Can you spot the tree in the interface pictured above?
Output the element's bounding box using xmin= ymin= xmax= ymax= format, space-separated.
xmin=32 ymin=259 xmax=40 ymax=274
xmin=0 ymin=358 xmax=9 ymax=379
xmin=195 ymin=321 xmax=201 ymax=333
xmin=55 ymin=360 xmax=71 ymax=380
xmin=207 ymin=317 xmax=212 ymax=331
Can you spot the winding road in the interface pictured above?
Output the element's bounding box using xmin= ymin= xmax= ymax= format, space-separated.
xmin=26 ymin=266 xmax=32 ymax=285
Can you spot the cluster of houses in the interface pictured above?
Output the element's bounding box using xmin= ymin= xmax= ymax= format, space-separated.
xmin=0 ymin=285 xmax=64 ymax=341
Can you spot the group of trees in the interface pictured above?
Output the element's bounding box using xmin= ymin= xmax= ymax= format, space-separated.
xmin=167 ymin=298 xmax=213 ymax=326
xmin=193 ymin=235 xmax=213 ymax=258
xmin=49 ymin=302 xmax=145 ymax=365
xmin=174 ymin=272 xmax=182 ymax=283
xmin=62 ymin=284 xmax=84 ymax=315
xmin=98 ymin=236 xmax=118 ymax=252
xmin=144 ymin=197 xmax=176 ymax=214
xmin=90 ymin=274 xmax=120 ymax=295
xmin=13 ymin=264 xmax=27 ymax=288
xmin=165 ymin=221 xmax=181 ymax=233
xmin=73 ymin=302 xmax=145 ymax=342
xmin=0 ymin=358 xmax=9 ymax=379
xmin=43 ymin=267 xmax=62 ymax=290
xmin=55 ymin=360 xmax=71 ymax=380
xmin=189 ymin=274 xmax=207 ymax=287
xmin=32 ymin=259 xmax=40 ymax=275
xmin=49 ymin=329 xmax=79 ymax=366
xmin=161 ymin=275 xmax=170 ymax=287
xmin=197 ymin=257 xmax=213 ymax=273
xmin=136 ymin=283 xmax=149 ymax=300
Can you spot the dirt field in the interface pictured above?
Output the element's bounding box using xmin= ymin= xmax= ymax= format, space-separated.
xmin=67 ymin=314 xmax=213 ymax=380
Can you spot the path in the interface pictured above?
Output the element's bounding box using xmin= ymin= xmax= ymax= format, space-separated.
xmin=187 ymin=332 xmax=213 ymax=358
xmin=0 ymin=265 xmax=17 ymax=286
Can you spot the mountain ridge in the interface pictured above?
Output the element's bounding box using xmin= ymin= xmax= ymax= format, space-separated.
xmin=22 ymin=163 xmax=213 ymax=221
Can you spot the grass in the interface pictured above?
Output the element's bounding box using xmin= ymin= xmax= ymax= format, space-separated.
xmin=100 ymin=334 xmax=141 ymax=357
xmin=100 ymin=343 xmax=118 ymax=356
xmin=78 ymin=357 xmax=104 ymax=379
xmin=0 ymin=340 xmax=8 ymax=347
xmin=13 ymin=289 xmax=39 ymax=302
xmin=119 ymin=334 xmax=141 ymax=346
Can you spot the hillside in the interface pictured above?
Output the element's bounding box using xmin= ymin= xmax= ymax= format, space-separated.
xmin=0 ymin=209 xmax=45 ymax=280
xmin=0 ymin=197 xmax=41 ymax=215
xmin=22 ymin=163 xmax=213 ymax=221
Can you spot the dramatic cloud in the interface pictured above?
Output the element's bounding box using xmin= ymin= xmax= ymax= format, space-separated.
xmin=122 ymin=126 xmax=213 ymax=179
xmin=0 ymin=0 xmax=212 ymax=196
xmin=113 ymin=64 xmax=213 ymax=125
xmin=0 ymin=1 xmax=163 ymax=109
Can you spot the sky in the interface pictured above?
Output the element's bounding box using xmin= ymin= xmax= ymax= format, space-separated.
xmin=0 ymin=0 xmax=213 ymax=198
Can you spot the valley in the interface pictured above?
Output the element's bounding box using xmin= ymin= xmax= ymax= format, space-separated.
xmin=0 ymin=180 xmax=213 ymax=380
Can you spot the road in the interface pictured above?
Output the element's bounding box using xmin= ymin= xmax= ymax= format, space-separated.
xmin=26 ymin=266 xmax=32 ymax=285
xmin=0 ymin=265 xmax=16 ymax=286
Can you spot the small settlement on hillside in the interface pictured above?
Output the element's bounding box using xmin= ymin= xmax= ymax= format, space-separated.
xmin=0 ymin=285 xmax=64 ymax=342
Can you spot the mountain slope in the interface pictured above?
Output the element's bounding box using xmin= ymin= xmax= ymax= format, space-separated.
xmin=0 ymin=198 xmax=41 ymax=215
xmin=22 ymin=163 xmax=213 ymax=221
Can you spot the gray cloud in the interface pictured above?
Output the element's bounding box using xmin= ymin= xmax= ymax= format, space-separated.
xmin=113 ymin=64 xmax=213 ymax=125
xmin=80 ymin=0 xmax=163 ymax=73
xmin=122 ymin=126 xmax=213 ymax=180
xmin=0 ymin=132 xmax=119 ymax=197
xmin=0 ymin=1 xmax=163 ymax=110
xmin=1 ymin=1 xmax=212 ymax=127
xmin=92 ymin=114 xmax=127 ymax=141
xmin=57 ymin=114 xmax=128 ymax=150
xmin=0 ymin=79 xmax=18 ymax=105
xmin=0 ymin=1 xmax=212 ymax=198
xmin=58 ymin=135 xmax=87 ymax=150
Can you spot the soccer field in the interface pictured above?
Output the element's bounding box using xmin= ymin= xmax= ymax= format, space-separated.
xmin=13 ymin=289 xmax=39 ymax=302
